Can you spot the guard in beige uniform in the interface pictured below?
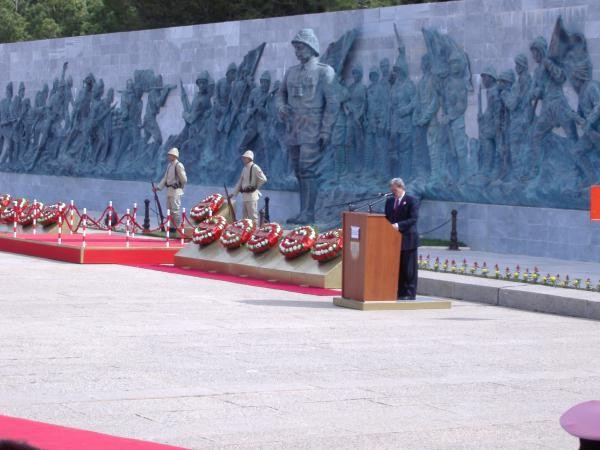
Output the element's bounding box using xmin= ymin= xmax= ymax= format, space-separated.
xmin=154 ymin=147 xmax=187 ymax=231
xmin=229 ymin=150 xmax=267 ymax=222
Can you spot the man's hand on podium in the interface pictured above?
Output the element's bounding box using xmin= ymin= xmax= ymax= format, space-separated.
xmin=391 ymin=223 xmax=399 ymax=231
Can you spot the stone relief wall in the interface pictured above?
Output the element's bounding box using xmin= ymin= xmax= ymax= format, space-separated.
xmin=0 ymin=0 xmax=599 ymax=225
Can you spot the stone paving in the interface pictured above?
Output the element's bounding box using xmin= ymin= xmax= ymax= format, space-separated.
xmin=1 ymin=251 xmax=599 ymax=449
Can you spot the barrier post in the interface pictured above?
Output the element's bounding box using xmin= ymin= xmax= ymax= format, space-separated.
xmin=12 ymin=200 xmax=17 ymax=238
xmin=32 ymin=199 xmax=38 ymax=235
xmin=165 ymin=208 xmax=171 ymax=247
xmin=132 ymin=203 xmax=138 ymax=238
xmin=126 ymin=208 xmax=131 ymax=247
xmin=57 ymin=205 xmax=63 ymax=245
xmin=69 ymin=200 xmax=75 ymax=234
xmin=180 ymin=208 xmax=186 ymax=245
xmin=82 ymin=208 xmax=87 ymax=248
xmin=108 ymin=201 xmax=113 ymax=236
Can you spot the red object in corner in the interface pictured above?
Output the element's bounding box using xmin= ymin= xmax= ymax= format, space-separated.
xmin=592 ymin=186 xmax=600 ymax=221
xmin=0 ymin=414 xmax=185 ymax=450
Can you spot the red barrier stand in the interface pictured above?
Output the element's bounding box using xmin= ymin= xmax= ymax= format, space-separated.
xmin=591 ymin=186 xmax=600 ymax=221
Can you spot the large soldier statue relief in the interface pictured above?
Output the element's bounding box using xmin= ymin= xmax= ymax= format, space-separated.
xmin=277 ymin=28 xmax=338 ymax=224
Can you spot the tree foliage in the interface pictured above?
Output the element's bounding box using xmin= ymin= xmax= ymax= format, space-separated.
xmin=0 ymin=0 xmax=449 ymax=44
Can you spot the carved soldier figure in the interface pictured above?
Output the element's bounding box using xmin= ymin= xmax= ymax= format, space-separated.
xmin=365 ymin=67 xmax=388 ymax=172
xmin=5 ymin=82 xmax=26 ymax=167
xmin=529 ymin=36 xmax=578 ymax=179
xmin=276 ymin=28 xmax=338 ymax=223
xmin=441 ymin=50 xmax=469 ymax=180
xmin=388 ymin=61 xmax=416 ymax=179
xmin=412 ymin=54 xmax=436 ymax=181
xmin=241 ymin=71 xmax=272 ymax=171
xmin=143 ymin=75 xmax=175 ymax=145
xmin=64 ymin=73 xmax=96 ymax=162
xmin=331 ymin=77 xmax=350 ymax=179
xmin=478 ymin=67 xmax=502 ymax=178
xmin=0 ymin=83 xmax=14 ymax=165
xmin=500 ymin=54 xmax=532 ymax=180
xmin=569 ymin=61 xmax=600 ymax=186
xmin=496 ymin=70 xmax=516 ymax=180
xmin=344 ymin=65 xmax=366 ymax=171
xmin=215 ymin=63 xmax=237 ymax=126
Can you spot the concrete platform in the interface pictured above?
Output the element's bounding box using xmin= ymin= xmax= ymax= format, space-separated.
xmin=174 ymin=241 xmax=342 ymax=288
xmin=333 ymin=296 xmax=452 ymax=311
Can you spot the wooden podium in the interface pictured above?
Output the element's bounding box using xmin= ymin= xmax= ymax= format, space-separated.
xmin=333 ymin=211 xmax=452 ymax=311
xmin=341 ymin=211 xmax=401 ymax=301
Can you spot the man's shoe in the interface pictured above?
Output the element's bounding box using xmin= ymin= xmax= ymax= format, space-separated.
xmin=398 ymin=296 xmax=410 ymax=301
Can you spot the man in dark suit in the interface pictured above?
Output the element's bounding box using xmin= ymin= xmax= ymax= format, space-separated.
xmin=384 ymin=177 xmax=419 ymax=300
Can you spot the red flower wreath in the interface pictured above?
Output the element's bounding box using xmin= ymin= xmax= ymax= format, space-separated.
xmin=278 ymin=225 xmax=316 ymax=259
xmin=247 ymin=223 xmax=283 ymax=254
xmin=311 ymin=229 xmax=344 ymax=262
xmin=0 ymin=194 xmax=11 ymax=212
xmin=38 ymin=202 xmax=67 ymax=227
xmin=190 ymin=193 xmax=225 ymax=222
xmin=18 ymin=200 xmax=44 ymax=226
xmin=220 ymin=219 xmax=255 ymax=249
xmin=192 ymin=215 xmax=227 ymax=246
xmin=0 ymin=198 xmax=29 ymax=223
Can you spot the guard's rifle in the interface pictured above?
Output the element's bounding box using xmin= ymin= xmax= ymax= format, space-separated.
xmin=151 ymin=182 xmax=166 ymax=231
xmin=224 ymin=184 xmax=237 ymax=222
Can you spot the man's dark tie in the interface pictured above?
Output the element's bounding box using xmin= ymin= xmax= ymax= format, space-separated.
xmin=394 ymin=198 xmax=400 ymax=210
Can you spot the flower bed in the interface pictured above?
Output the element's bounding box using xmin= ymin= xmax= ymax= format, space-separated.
xmin=220 ymin=219 xmax=255 ymax=249
xmin=190 ymin=193 xmax=224 ymax=222
xmin=311 ymin=229 xmax=343 ymax=262
xmin=419 ymin=255 xmax=600 ymax=292
xmin=192 ymin=215 xmax=227 ymax=246
xmin=279 ymin=225 xmax=316 ymax=259
xmin=247 ymin=223 xmax=283 ymax=254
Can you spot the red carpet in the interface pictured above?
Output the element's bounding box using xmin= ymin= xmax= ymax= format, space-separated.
xmin=0 ymin=234 xmax=183 ymax=264
xmin=129 ymin=264 xmax=341 ymax=296
xmin=0 ymin=414 xmax=185 ymax=450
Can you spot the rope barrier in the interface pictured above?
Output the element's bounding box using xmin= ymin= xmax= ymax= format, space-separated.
xmin=420 ymin=218 xmax=451 ymax=236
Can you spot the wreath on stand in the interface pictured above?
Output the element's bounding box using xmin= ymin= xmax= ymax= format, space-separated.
xmin=0 ymin=198 xmax=29 ymax=223
xmin=18 ymin=201 xmax=44 ymax=226
xmin=0 ymin=194 xmax=11 ymax=212
xmin=219 ymin=219 xmax=255 ymax=249
xmin=192 ymin=215 xmax=227 ymax=246
xmin=190 ymin=193 xmax=224 ymax=222
xmin=247 ymin=223 xmax=283 ymax=254
xmin=278 ymin=225 xmax=316 ymax=259
xmin=38 ymin=202 xmax=67 ymax=227
xmin=311 ymin=229 xmax=344 ymax=262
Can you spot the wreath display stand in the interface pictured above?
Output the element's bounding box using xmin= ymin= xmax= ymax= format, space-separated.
xmin=174 ymin=225 xmax=342 ymax=288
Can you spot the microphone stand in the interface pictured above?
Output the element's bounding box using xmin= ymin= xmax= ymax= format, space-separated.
xmin=324 ymin=193 xmax=388 ymax=211
xmin=367 ymin=195 xmax=390 ymax=213
xmin=352 ymin=195 xmax=390 ymax=213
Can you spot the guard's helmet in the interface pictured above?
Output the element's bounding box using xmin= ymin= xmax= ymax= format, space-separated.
xmin=226 ymin=62 xmax=237 ymax=74
xmin=291 ymin=28 xmax=320 ymax=56
xmin=260 ymin=70 xmax=271 ymax=81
